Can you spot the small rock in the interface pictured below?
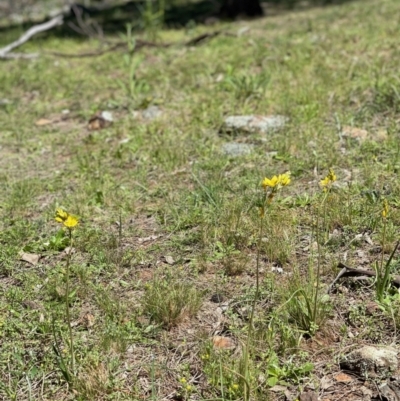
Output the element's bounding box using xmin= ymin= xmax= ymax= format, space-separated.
xmin=142 ymin=105 xmax=162 ymax=120
xmin=20 ymin=252 xmax=40 ymax=266
xmin=164 ymin=255 xmax=175 ymax=265
xmin=223 ymin=115 xmax=288 ymax=135
xmin=340 ymin=346 xmax=398 ymax=378
xmin=101 ymin=111 xmax=113 ymax=122
xmin=221 ymin=142 xmax=254 ymax=157
xmin=212 ymin=336 xmax=236 ymax=350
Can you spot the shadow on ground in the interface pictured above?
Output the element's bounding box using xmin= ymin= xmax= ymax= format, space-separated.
xmin=0 ymin=0 xmax=360 ymax=39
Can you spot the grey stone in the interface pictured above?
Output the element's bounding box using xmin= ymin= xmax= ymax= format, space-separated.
xmin=221 ymin=142 xmax=254 ymax=157
xmin=223 ymin=115 xmax=288 ymax=134
xmin=142 ymin=105 xmax=163 ymax=120
xmin=0 ymin=98 xmax=11 ymax=105
xmin=100 ymin=111 xmax=113 ymax=122
xmin=340 ymin=346 xmax=398 ymax=379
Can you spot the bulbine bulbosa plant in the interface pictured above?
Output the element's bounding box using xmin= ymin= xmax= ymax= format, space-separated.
xmin=241 ymin=173 xmax=291 ymax=401
xmin=54 ymin=209 xmax=79 ymax=377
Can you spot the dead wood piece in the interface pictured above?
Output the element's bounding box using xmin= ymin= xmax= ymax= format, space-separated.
xmin=0 ymin=15 xmax=64 ymax=59
xmin=328 ymin=262 xmax=400 ymax=293
xmin=186 ymin=31 xmax=221 ymax=46
xmin=45 ymin=31 xmax=225 ymax=58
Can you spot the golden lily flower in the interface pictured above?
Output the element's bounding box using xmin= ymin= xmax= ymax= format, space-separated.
xmin=327 ymin=168 xmax=337 ymax=182
xmin=55 ymin=208 xmax=68 ymax=223
xmin=320 ymin=176 xmax=330 ymax=188
xmin=320 ymin=168 xmax=337 ymax=189
xmin=55 ymin=209 xmax=79 ymax=229
xmin=262 ymin=175 xmax=280 ymax=189
xmin=64 ymin=215 xmax=79 ymax=228
xmin=278 ymin=173 xmax=291 ymax=186
xmin=262 ymin=172 xmax=291 ymax=190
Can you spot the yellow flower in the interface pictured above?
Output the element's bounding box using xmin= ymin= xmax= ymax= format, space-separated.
xmin=179 ymin=378 xmax=187 ymax=384
xmin=320 ymin=176 xmax=330 ymax=187
xmin=327 ymin=168 xmax=337 ymax=182
xmin=382 ymin=199 xmax=389 ymax=218
xmin=55 ymin=208 xmax=68 ymax=223
xmin=64 ymin=215 xmax=79 ymax=228
xmin=278 ymin=173 xmax=291 ymax=186
xmin=55 ymin=209 xmax=79 ymax=229
xmin=320 ymin=168 xmax=337 ymax=189
xmin=185 ymin=385 xmax=192 ymax=391
xmin=262 ymin=172 xmax=291 ymax=190
xmin=262 ymin=175 xmax=280 ymax=189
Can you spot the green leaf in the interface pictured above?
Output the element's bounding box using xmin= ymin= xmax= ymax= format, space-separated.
xmin=267 ymin=376 xmax=279 ymax=387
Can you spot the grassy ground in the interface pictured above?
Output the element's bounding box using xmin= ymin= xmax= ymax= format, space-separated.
xmin=1 ymin=0 xmax=400 ymax=399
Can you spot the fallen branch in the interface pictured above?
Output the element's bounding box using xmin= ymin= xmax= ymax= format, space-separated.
xmin=185 ymin=31 xmax=222 ymax=46
xmin=328 ymin=262 xmax=400 ymax=293
xmin=45 ymin=30 xmax=227 ymax=58
xmin=0 ymin=52 xmax=39 ymax=59
xmin=0 ymin=15 xmax=64 ymax=59
xmin=45 ymin=39 xmax=162 ymax=58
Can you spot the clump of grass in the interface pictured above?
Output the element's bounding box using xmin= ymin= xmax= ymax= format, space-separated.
xmin=221 ymin=68 xmax=270 ymax=101
xmin=375 ymin=199 xmax=400 ymax=303
xmin=142 ymin=270 xmax=203 ymax=328
xmin=282 ymin=271 xmax=332 ymax=336
xmin=279 ymin=169 xmax=336 ymax=336
xmin=74 ymin=357 xmax=111 ymax=399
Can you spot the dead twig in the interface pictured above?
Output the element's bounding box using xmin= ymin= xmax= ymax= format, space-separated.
xmin=185 ymin=31 xmax=222 ymax=46
xmin=45 ymin=38 xmax=165 ymax=58
xmin=328 ymin=262 xmax=400 ymax=293
xmin=45 ymin=30 xmax=227 ymax=58
xmin=0 ymin=15 xmax=64 ymax=59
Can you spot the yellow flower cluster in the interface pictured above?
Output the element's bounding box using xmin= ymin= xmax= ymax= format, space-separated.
xmin=320 ymin=168 xmax=336 ymax=190
xmin=259 ymin=172 xmax=291 ymax=217
xmin=262 ymin=172 xmax=291 ymax=190
xmin=55 ymin=208 xmax=79 ymax=229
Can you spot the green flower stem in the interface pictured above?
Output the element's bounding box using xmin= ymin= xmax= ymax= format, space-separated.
xmin=314 ymin=213 xmax=322 ymax=325
xmin=380 ymin=218 xmax=386 ymax=280
xmin=377 ymin=217 xmax=387 ymax=301
xmin=244 ymin=202 xmax=265 ymax=401
xmin=66 ymin=228 xmax=75 ymax=375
